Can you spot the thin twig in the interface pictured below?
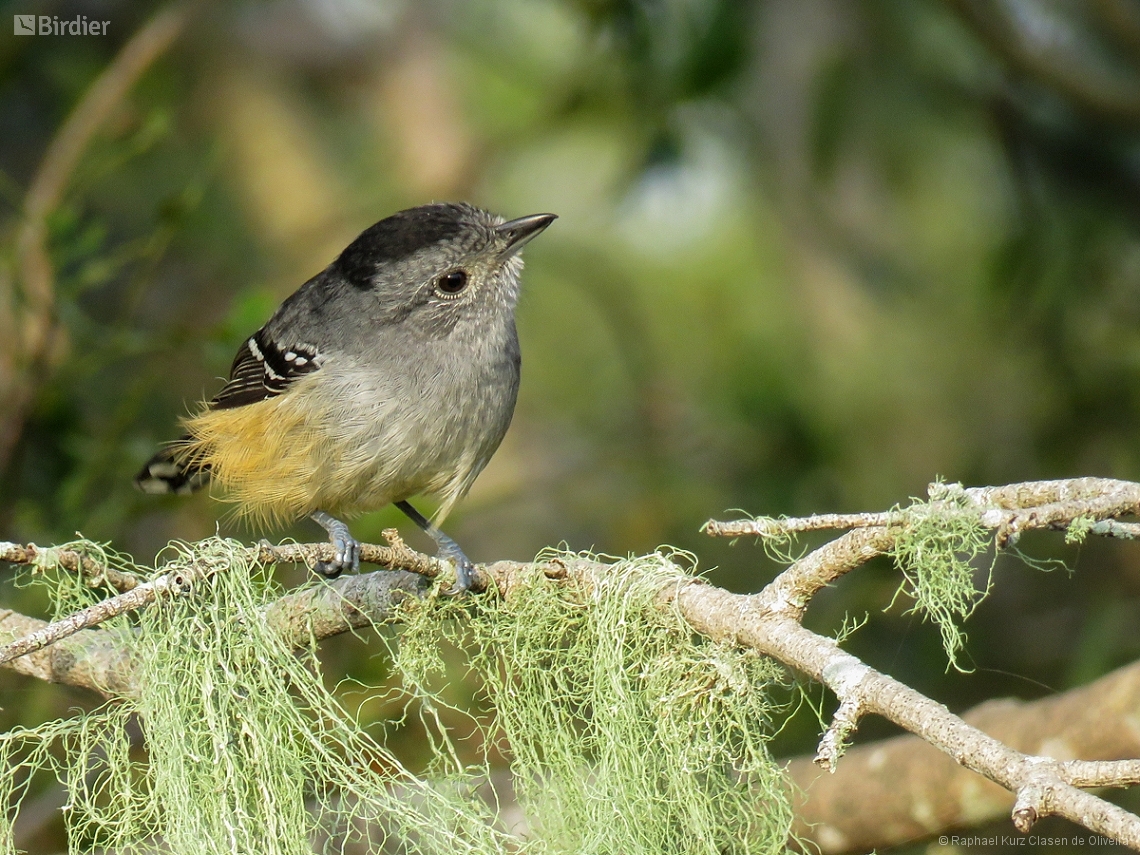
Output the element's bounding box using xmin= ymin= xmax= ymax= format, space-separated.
xmin=1064 ymin=759 xmax=1140 ymax=788
xmin=706 ymin=478 xmax=1140 ymax=543
xmin=1082 ymin=519 xmax=1140 ymax=539
xmin=0 ymin=541 xmax=140 ymax=591
xmin=703 ymin=512 xmax=901 ymax=537
xmin=257 ymin=528 xmax=451 ymax=583
xmin=0 ymin=571 xmax=189 ymax=667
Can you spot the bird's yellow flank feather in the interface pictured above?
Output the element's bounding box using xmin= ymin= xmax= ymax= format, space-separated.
xmin=175 ymin=380 xmax=338 ymax=528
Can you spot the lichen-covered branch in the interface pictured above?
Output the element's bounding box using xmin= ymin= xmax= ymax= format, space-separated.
xmin=706 ymin=477 xmax=1140 ymax=541
xmin=787 ymin=658 xmax=1140 ymax=853
xmin=0 ymin=563 xmax=429 ymax=697
xmin=756 ymin=527 xmax=895 ymax=619
xmin=701 ymin=477 xmax=1140 ymax=849
xmin=0 ymin=609 xmax=138 ymax=697
xmin=0 ymin=541 xmax=140 ymax=591
xmin=262 ymin=567 xmax=429 ymax=649
xmin=2 ymin=478 xmax=1140 ymax=847
xmin=0 ymin=573 xmax=185 ymax=667
xmin=257 ymin=528 xmax=449 ymax=581
xmin=702 ymin=511 xmax=900 ymax=537
xmin=0 ymin=530 xmax=444 ymax=670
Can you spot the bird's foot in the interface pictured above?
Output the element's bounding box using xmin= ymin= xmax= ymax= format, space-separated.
xmin=310 ymin=511 xmax=360 ymax=578
xmin=393 ymin=500 xmax=476 ymax=595
xmin=436 ymin=537 xmax=476 ymax=596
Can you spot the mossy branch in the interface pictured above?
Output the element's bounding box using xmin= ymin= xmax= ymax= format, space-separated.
xmin=3 ymin=478 xmax=1140 ymax=850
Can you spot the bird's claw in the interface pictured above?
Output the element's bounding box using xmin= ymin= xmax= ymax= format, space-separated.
xmin=311 ymin=512 xmax=360 ymax=578
xmin=391 ymin=500 xmax=477 ymax=595
xmin=442 ymin=554 xmax=476 ymax=596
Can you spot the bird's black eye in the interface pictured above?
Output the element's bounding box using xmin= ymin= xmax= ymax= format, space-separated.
xmin=437 ymin=270 xmax=469 ymax=294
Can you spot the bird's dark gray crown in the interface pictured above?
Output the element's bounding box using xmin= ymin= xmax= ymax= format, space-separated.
xmin=334 ymin=202 xmax=487 ymax=290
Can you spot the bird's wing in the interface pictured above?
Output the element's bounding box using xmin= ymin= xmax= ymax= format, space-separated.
xmin=211 ymin=328 xmax=323 ymax=410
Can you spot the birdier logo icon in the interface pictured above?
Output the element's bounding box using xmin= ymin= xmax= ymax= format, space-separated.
xmin=13 ymin=14 xmax=109 ymax=35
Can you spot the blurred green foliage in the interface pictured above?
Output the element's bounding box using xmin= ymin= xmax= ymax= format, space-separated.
xmin=5 ymin=0 xmax=1140 ymax=850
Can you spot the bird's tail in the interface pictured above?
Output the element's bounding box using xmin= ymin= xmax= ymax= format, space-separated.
xmin=135 ymin=438 xmax=211 ymax=495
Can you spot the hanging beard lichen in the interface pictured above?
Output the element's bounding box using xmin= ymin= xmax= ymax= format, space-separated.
xmin=0 ymin=540 xmax=793 ymax=854
xmin=887 ymin=485 xmax=996 ymax=671
xmin=398 ymin=549 xmax=793 ymax=854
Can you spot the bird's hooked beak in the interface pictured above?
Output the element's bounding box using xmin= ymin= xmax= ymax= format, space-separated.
xmin=496 ymin=213 xmax=557 ymax=258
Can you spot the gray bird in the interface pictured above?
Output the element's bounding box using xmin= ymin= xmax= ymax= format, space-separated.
xmin=136 ymin=202 xmax=556 ymax=591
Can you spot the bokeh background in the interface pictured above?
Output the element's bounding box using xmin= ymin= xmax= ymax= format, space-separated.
xmin=4 ymin=0 xmax=1140 ymax=851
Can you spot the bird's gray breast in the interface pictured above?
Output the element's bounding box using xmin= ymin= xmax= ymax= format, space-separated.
xmin=313 ymin=319 xmax=520 ymax=505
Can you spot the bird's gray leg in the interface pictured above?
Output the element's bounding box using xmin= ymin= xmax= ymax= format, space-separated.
xmin=310 ymin=511 xmax=360 ymax=578
xmin=394 ymin=500 xmax=475 ymax=594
